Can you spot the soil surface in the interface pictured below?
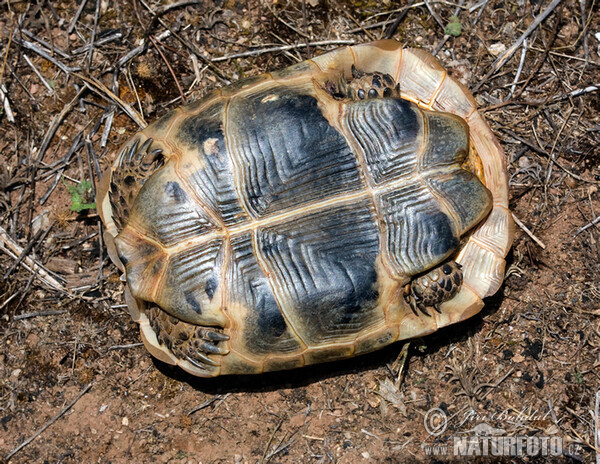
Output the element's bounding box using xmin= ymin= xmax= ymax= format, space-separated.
xmin=1 ymin=0 xmax=599 ymax=463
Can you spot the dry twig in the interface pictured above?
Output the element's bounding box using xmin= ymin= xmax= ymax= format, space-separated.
xmin=472 ymin=0 xmax=563 ymax=92
xmin=0 ymin=225 xmax=65 ymax=292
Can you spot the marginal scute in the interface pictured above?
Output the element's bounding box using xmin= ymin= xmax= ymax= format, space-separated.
xmin=397 ymin=49 xmax=446 ymax=106
xmin=115 ymin=227 xmax=167 ymax=305
xmin=350 ymin=40 xmax=403 ymax=80
xmin=470 ymin=206 xmax=514 ymax=258
xmin=431 ymin=77 xmax=477 ymax=118
xmin=466 ymin=111 xmax=509 ymax=206
xmin=457 ymin=240 xmax=507 ymax=298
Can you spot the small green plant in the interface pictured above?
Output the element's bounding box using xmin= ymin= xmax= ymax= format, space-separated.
xmin=445 ymin=15 xmax=462 ymax=37
xmin=64 ymin=179 xmax=96 ymax=212
xmin=573 ymin=370 xmax=584 ymax=385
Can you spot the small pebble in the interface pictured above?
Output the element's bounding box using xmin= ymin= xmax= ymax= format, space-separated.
xmin=489 ymin=42 xmax=506 ymax=56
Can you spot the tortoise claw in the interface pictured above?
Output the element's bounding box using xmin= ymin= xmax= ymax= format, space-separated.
xmin=199 ymin=328 xmax=230 ymax=342
xmin=186 ymin=351 xmax=219 ymax=368
xmin=199 ymin=340 xmax=228 ymax=355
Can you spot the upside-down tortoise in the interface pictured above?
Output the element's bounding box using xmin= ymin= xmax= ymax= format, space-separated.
xmin=97 ymin=40 xmax=513 ymax=377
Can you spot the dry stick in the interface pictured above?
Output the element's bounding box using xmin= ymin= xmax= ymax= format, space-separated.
xmin=108 ymin=343 xmax=144 ymax=351
xmin=544 ymin=106 xmax=574 ymax=189
xmin=471 ymin=0 xmax=563 ymax=93
xmin=187 ymin=394 xmax=227 ymax=415
xmin=40 ymin=134 xmax=85 ymax=205
xmin=13 ymin=37 xmax=79 ymax=73
xmin=75 ymin=73 xmax=146 ymax=128
xmin=87 ymin=0 xmax=101 ymax=72
xmin=136 ymin=0 xmax=230 ymax=83
xmin=5 ymin=383 xmax=92 ymax=461
xmin=21 ymin=29 xmax=70 ymax=59
xmin=115 ymin=29 xmax=171 ymax=69
xmin=384 ymin=0 xmax=415 ymax=39
xmin=501 ymin=128 xmax=597 ymax=184
xmin=424 ymin=0 xmax=445 ymax=30
xmin=264 ymin=1 xmax=309 ymax=39
xmin=594 ymin=390 xmax=599 ymax=464
xmin=144 ymin=0 xmax=203 ymax=38
xmin=23 ymin=53 xmax=54 ymax=92
xmin=509 ymin=38 xmax=528 ymax=97
xmin=511 ymin=212 xmax=547 ymax=249
xmin=36 ymin=87 xmax=86 ymax=165
xmin=100 ymin=108 xmax=115 ymax=148
xmin=344 ymin=10 xmax=377 ymax=42
xmin=73 ymin=31 xmax=123 ymax=55
xmin=211 ymin=40 xmax=356 ymax=62
xmin=0 ymin=83 xmax=15 ymax=123
xmin=0 ymin=291 xmax=20 ymax=311
xmin=580 ymin=0 xmax=591 ymax=61
xmin=13 ymin=309 xmax=68 ymax=320
xmin=84 ymin=139 xmax=105 ymax=288
xmin=0 ymin=16 xmax=15 ymax=87
xmin=471 ymin=0 xmax=490 ymax=25
xmin=0 ymin=225 xmax=65 ymax=292
xmin=3 ymin=222 xmax=50 ymax=279
xmin=68 ymin=0 xmax=88 ymax=33
xmin=574 ymin=214 xmax=600 ymax=237
xmin=554 ymin=84 xmax=599 ymax=102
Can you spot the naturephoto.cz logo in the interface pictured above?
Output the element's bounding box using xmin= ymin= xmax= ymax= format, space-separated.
xmin=422 ymin=407 xmax=577 ymax=458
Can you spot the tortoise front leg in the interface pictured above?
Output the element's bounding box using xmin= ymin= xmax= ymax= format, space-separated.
xmin=405 ymin=261 xmax=463 ymax=316
xmin=147 ymin=304 xmax=229 ymax=372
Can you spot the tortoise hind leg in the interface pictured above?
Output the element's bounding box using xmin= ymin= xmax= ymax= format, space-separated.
xmin=405 ymin=261 xmax=463 ymax=316
xmin=327 ymin=65 xmax=401 ymax=100
xmin=146 ymin=304 xmax=230 ymax=372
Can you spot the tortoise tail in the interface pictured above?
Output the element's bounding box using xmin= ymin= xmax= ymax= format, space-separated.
xmin=108 ymin=136 xmax=164 ymax=231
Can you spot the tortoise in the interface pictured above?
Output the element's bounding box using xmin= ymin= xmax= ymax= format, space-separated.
xmin=97 ymin=40 xmax=513 ymax=377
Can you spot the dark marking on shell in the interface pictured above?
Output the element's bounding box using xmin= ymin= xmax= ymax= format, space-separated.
xmin=165 ymin=181 xmax=187 ymax=203
xmin=185 ymin=292 xmax=203 ymax=314
xmin=205 ymin=277 xmax=218 ymax=301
